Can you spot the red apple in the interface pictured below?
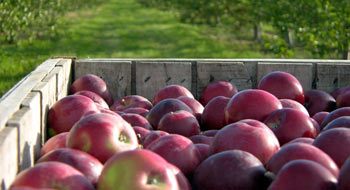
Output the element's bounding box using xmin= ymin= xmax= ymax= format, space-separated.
xmin=313 ymin=128 xmax=350 ymax=168
xmin=304 ymin=89 xmax=336 ymax=116
xmin=189 ymin=134 xmax=213 ymax=145
xmin=201 ymin=96 xmax=230 ymax=130
xmin=279 ymin=99 xmax=309 ymax=116
xmin=37 ymin=148 xmax=103 ymax=185
xmin=199 ymin=80 xmax=238 ymax=106
xmin=146 ymin=134 xmax=201 ymax=175
xmin=121 ymin=113 xmax=153 ymax=130
xmin=264 ymin=108 xmax=317 ymax=145
xmin=40 ymin=132 xmax=68 ymax=157
xmin=177 ymin=96 xmax=204 ymax=123
xmin=268 ymin=159 xmax=337 ymax=190
xmin=152 ymin=84 xmax=194 ymax=105
xmin=312 ymin=111 xmax=329 ymax=126
xmin=74 ymin=90 xmax=109 ymax=109
xmin=98 ymin=149 xmax=179 ymax=190
xmin=194 ymin=143 xmax=211 ymax=162
xmin=258 ymin=71 xmax=305 ymax=104
xmin=211 ymin=119 xmax=280 ymax=164
xmin=166 ymin=163 xmax=191 ymax=190
xmin=320 ymin=107 xmax=350 ymax=129
xmin=132 ymin=126 xmax=151 ymax=145
xmin=142 ymin=130 xmax=169 ymax=149
xmin=70 ymin=74 xmax=113 ymax=105
xmin=338 ymin=157 xmax=350 ymax=190
xmin=121 ymin=107 xmax=149 ymax=117
xmin=193 ymin=150 xmax=267 ymax=190
xmin=225 ymin=89 xmax=282 ymax=124
xmin=337 ymin=90 xmax=350 ymax=107
xmin=10 ymin=162 xmax=94 ymax=190
xmin=47 ymin=95 xmax=99 ymax=136
xmin=285 ymin=137 xmax=314 ymax=145
xmin=331 ymin=86 xmax=350 ymax=100
xmin=202 ymin=129 xmax=219 ymax=137
xmin=158 ymin=110 xmax=200 ymax=137
xmin=66 ymin=113 xmax=138 ymax=163
xmin=110 ymin=95 xmax=152 ymax=112
xmin=323 ymin=116 xmax=350 ymax=131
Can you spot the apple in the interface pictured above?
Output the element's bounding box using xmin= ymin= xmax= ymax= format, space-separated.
xmin=121 ymin=113 xmax=153 ymax=130
xmin=338 ymin=157 xmax=350 ymax=190
xmin=10 ymin=162 xmax=94 ymax=190
xmin=121 ymin=107 xmax=149 ymax=117
xmin=37 ymin=148 xmax=103 ymax=185
xmin=279 ymin=99 xmax=309 ymax=116
xmin=66 ymin=113 xmax=138 ymax=163
xmin=313 ymin=128 xmax=350 ymax=168
xmin=320 ymin=107 xmax=350 ymax=129
xmin=158 ymin=110 xmax=200 ymax=137
xmin=225 ymin=89 xmax=282 ymax=124
xmin=323 ymin=116 xmax=350 ymax=131
xmin=40 ymin=132 xmax=68 ymax=157
xmin=202 ymin=129 xmax=219 ymax=137
xmin=74 ymin=90 xmax=109 ymax=109
xmin=98 ymin=149 xmax=179 ymax=190
xmin=264 ymin=108 xmax=317 ymax=145
xmin=266 ymin=143 xmax=339 ymax=177
xmin=201 ymin=96 xmax=230 ymax=130
xmin=152 ymin=85 xmax=194 ymax=105
xmin=285 ymin=137 xmax=314 ymax=145
xmin=194 ymin=143 xmax=211 ymax=162
xmin=70 ymin=74 xmax=113 ymax=106
xmin=189 ymin=134 xmax=213 ymax=145
xmin=258 ymin=71 xmax=305 ymax=104
xmin=166 ymin=163 xmax=191 ymax=190
xmin=142 ymin=130 xmax=169 ymax=149
xmin=132 ymin=126 xmax=151 ymax=145
xmin=211 ymin=119 xmax=280 ymax=164
xmin=47 ymin=95 xmax=99 ymax=136
xmin=337 ymin=90 xmax=350 ymax=107
xmin=331 ymin=86 xmax=350 ymax=100
xmin=193 ymin=150 xmax=268 ymax=190
xmin=177 ymin=96 xmax=204 ymax=123
xmin=147 ymin=98 xmax=193 ymax=129
xmin=146 ymin=134 xmax=201 ymax=175
xmin=199 ymin=80 xmax=238 ymax=106
xmin=110 ymin=95 xmax=152 ymax=112
xmin=312 ymin=111 xmax=329 ymax=126
xmin=304 ymin=89 xmax=336 ymax=116
xmin=268 ymin=159 xmax=337 ymax=190
xmin=310 ymin=117 xmax=321 ymax=135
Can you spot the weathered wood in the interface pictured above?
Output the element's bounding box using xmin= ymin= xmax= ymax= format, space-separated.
xmin=316 ymin=63 xmax=350 ymax=92
xmin=74 ymin=60 xmax=132 ymax=100
xmin=196 ymin=61 xmax=252 ymax=98
xmin=56 ymin=59 xmax=73 ymax=100
xmin=257 ymin=62 xmax=314 ymax=91
xmin=134 ymin=61 xmax=192 ymax=101
xmin=0 ymin=127 xmax=18 ymax=190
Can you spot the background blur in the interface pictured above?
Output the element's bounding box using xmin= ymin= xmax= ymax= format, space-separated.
xmin=0 ymin=0 xmax=349 ymax=96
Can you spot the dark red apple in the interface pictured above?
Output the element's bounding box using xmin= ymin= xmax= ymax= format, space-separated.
xmin=37 ymin=148 xmax=103 ymax=185
xmin=121 ymin=107 xmax=149 ymax=117
xmin=337 ymin=90 xmax=350 ymax=107
xmin=158 ymin=110 xmax=200 ymax=137
xmin=40 ymin=132 xmax=68 ymax=157
xmin=280 ymin=99 xmax=309 ymax=116
xmin=121 ymin=113 xmax=153 ymax=130
xmin=304 ymin=89 xmax=336 ymax=116
xmin=258 ymin=71 xmax=305 ymax=104
xmin=338 ymin=157 xmax=350 ymax=190
xmin=142 ymin=130 xmax=169 ymax=149
xmin=193 ymin=150 xmax=267 ymax=190
xmin=323 ymin=116 xmax=350 ymax=131
xmin=146 ymin=134 xmax=201 ymax=175
xmin=268 ymin=159 xmax=337 ymax=190
xmin=110 ymin=95 xmax=152 ymax=112
xmin=312 ymin=111 xmax=329 ymax=126
xmin=211 ymin=119 xmax=280 ymax=164
xmin=264 ymin=108 xmax=317 ymax=145
xmin=10 ymin=162 xmax=94 ymax=190
xmin=320 ymin=107 xmax=350 ymax=129
xmin=189 ymin=134 xmax=213 ymax=145
xmin=98 ymin=149 xmax=179 ymax=190
xmin=152 ymin=84 xmax=194 ymax=105
xmin=201 ymin=96 xmax=230 ymax=130
xmin=166 ymin=163 xmax=191 ymax=190
xmin=66 ymin=113 xmax=138 ymax=163
xmin=194 ymin=143 xmax=211 ymax=162
xmin=285 ymin=137 xmax=314 ymax=145
xmin=199 ymin=80 xmax=238 ymax=106
xmin=267 ymin=143 xmax=339 ymax=177
xmin=313 ymin=128 xmax=350 ymax=168
xmin=70 ymin=74 xmax=113 ymax=105
xmin=177 ymin=96 xmax=204 ymax=122
xmin=202 ymin=129 xmax=219 ymax=137
xmin=47 ymin=95 xmax=99 ymax=136
xmin=331 ymin=86 xmax=350 ymax=100
xmin=132 ymin=126 xmax=151 ymax=145
xmin=225 ymin=89 xmax=282 ymax=124
xmin=74 ymin=90 xmax=109 ymax=109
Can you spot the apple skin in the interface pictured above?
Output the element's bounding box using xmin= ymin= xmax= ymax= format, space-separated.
xmin=152 ymin=85 xmax=194 ymax=105
xmin=121 ymin=113 xmax=153 ymax=130
xmin=142 ymin=130 xmax=169 ymax=149
xmin=47 ymin=95 xmax=99 ymax=136
xmin=189 ymin=134 xmax=213 ymax=145
xmin=158 ymin=110 xmax=200 ymax=137
xmin=266 ymin=143 xmax=339 ymax=177
xmin=338 ymin=157 xmax=350 ymax=190
xmin=194 ymin=143 xmax=211 ymax=162
xmin=337 ymin=90 xmax=350 ymax=107
xmin=74 ymin=90 xmax=109 ymax=109
xmin=323 ymin=116 xmax=350 ymax=131
xmin=284 ymin=137 xmax=314 ymax=145
xmin=40 ymin=132 xmax=68 ymax=157
xmin=258 ymin=71 xmax=305 ymax=104
xmin=225 ymin=89 xmax=282 ymax=124
xmin=146 ymin=134 xmax=201 ymax=175
xmin=268 ymin=159 xmax=337 ymax=190
xmin=211 ymin=119 xmax=280 ymax=164
xmin=121 ymin=107 xmax=149 ymax=117
xmin=320 ymin=107 xmax=350 ymax=130
xmin=147 ymin=98 xmax=193 ymax=129
xmin=264 ymin=108 xmax=317 ymax=145
xmin=304 ymin=89 xmax=336 ymax=116
xmin=193 ymin=150 xmax=267 ymax=190
xmin=110 ymin=95 xmax=153 ymax=112
xmin=313 ymin=128 xmax=350 ymax=168
xmin=199 ymin=80 xmax=238 ymax=106
xmin=177 ymin=96 xmax=204 ymax=123
xmin=70 ymin=74 xmax=113 ymax=106
xmin=37 ymin=148 xmax=103 ymax=185
xmin=132 ymin=126 xmax=151 ymax=145
xmin=98 ymin=149 xmax=179 ymax=190
xmin=202 ymin=129 xmax=218 ymax=137
xmin=166 ymin=163 xmax=191 ymax=190
xmin=279 ymin=99 xmax=309 ymax=116
xmin=201 ymin=96 xmax=230 ymax=130
xmin=10 ymin=162 xmax=94 ymax=190
xmin=66 ymin=113 xmax=138 ymax=163
xmin=331 ymin=86 xmax=350 ymax=100
xmin=312 ymin=111 xmax=329 ymax=126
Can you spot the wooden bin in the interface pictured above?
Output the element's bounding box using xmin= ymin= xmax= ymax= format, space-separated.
xmin=1 ymin=58 xmax=350 ymax=189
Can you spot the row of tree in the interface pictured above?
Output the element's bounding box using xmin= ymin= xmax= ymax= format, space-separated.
xmin=139 ymin=0 xmax=350 ymax=59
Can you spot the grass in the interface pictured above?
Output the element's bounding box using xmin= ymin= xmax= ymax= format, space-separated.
xmin=0 ymin=0 xmax=299 ymax=97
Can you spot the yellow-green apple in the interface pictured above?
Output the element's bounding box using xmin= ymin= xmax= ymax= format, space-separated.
xmin=152 ymin=85 xmax=194 ymax=105
xmin=201 ymin=96 xmax=230 ymax=130
xmin=199 ymin=80 xmax=238 ymax=106
xmin=40 ymin=132 xmax=68 ymax=157
xmin=110 ymin=95 xmax=152 ymax=112
xmin=304 ymin=89 xmax=336 ymax=116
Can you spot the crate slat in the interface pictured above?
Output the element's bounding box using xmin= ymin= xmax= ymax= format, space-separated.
xmin=56 ymin=59 xmax=73 ymax=100
xmin=316 ymin=63 xmax=350 ymax=92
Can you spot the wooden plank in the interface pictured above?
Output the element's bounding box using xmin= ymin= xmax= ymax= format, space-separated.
xmin=196 ymin=61 xmax=252 ymax=98
xmin=316 ymin=63 xmax=350 ymax=92
xmin=257 ymin=62 xmax=314 ymax=91
xmin=56 ymin=59 xmax=73 ymax=100
xmin=74 ymin=60 xmax=132 ymax=100
xmin=135 ymin=61 xmax=192 ymax=101
xmin=0 ymin=127 xmax=18 ymax=190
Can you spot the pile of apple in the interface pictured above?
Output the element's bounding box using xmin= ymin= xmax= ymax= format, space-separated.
xmin=9 ymin=71 xmax=350 ymax=190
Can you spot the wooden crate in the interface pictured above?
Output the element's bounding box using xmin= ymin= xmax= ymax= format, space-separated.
xmin=1 ymin=58 xmax=350 ymax=189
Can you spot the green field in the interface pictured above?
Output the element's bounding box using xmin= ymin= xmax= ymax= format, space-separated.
xmin=0 ymin=0 xmax=305 ymax=97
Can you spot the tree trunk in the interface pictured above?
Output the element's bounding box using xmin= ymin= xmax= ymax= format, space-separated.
xmin=253 ymin=23 xmax=262 ymax=43
xmin=283 ymin=29 xmax=294 ymax=47
xmin=342 ymin=49 xmax=350 ymax=60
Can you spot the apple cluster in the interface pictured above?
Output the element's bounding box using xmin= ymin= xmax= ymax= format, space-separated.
xmin=9 ymin=71 xmax=350 ymax=190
